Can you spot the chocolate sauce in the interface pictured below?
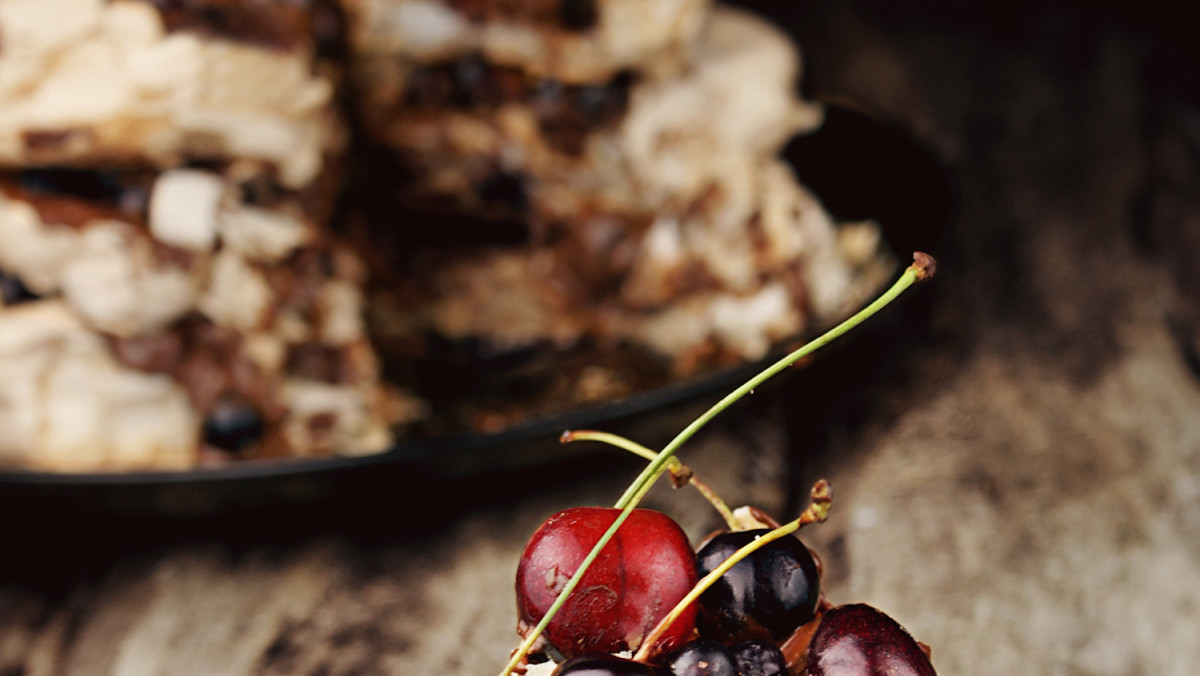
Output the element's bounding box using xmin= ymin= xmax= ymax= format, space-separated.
xmin=2 ymin=169 xmax=151 ymax=228
xmin=560 ymin=0 xmax=599 ymax=31
xmin=530 ymin=72 xmax=632 ymax=154
xmin=446 ymin=0 xmax=599 ymax=32
xmin=285 ymin=343 xmax=355 ymax=384
xmin=108 ymin=313 xmax=294 ymax=457
xmin=144 ymin=0 xmax=343 ymax=53
xmin=0 ymin=270 xmax=39 ymax=306
xmin=475 ymin=171 xmax=531 ymax=216
xmin=401 ymin=56 xmax=633 ymax=155
xmin=22 ymin=128 xmax=93 ymax=152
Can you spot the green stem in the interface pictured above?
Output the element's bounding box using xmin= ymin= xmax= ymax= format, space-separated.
xmin=561 ymin=430 xmax=661 ymax=463
xmin=563 ymin=430 xmax=739 ymax=528
xmin=498 ymin=253 xmax=933 ymax=676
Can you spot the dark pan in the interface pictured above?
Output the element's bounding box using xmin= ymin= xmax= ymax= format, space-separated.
xmin=0 ymin=103 xmax=954 ymax=520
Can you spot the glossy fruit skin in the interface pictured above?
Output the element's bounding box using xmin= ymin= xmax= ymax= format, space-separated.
xmin=694 ymin=529 xmax=821 ymax=643
xmin=517 ymin=507 xmax=699 ymax=658
xmin=730 ymin=640 xmax=788 ymax=676
xmin=552 ymin=655 xmax=668 ymax=676
xmin=663 ymin=639 xmax=738 ymax=676
xmin=806 ymin=604 xmax=936 ymax=675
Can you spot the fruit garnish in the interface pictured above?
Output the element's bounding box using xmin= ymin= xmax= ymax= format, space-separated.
xmin=631 ymin=481 xmax=832 ymax=663
xmin=501 ymin=252 xmax=936 ymax=676
xmin=804 ymin=604 xmax=937 ymax=675
xmin=516 ymin=507 xmax=699 ymax=659
xmin=693 ymin=527 xmax=822 ymax=643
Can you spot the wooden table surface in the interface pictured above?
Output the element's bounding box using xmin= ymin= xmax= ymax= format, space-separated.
xmin=4 ymin=2 xmax=1200 ymax=674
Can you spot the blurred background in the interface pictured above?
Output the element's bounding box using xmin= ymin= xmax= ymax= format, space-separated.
xmin=3 ymin=0 xmax=1200 ymax=674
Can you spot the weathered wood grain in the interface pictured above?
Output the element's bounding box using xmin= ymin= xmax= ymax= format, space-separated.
xmin=4 ymin=3 xmax=1200 ymax=675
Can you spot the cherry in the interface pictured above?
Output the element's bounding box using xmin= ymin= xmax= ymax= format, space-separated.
xmin=694 ymin=529 xmax=821 ymax=643
xmin=516 ymin=507 xmax=700 ymax=659
xmin=502 ymin=256 xmax=937 ymax=676
xmin=662 ymin=639 xmax=737 ymax=676
xmin=805 ymin=604 xmax=936 ymax=675
xmin=553 ymin=655 xmax=668 ymax=676
xmin=730 ymin=640 xmax=788 ymax=676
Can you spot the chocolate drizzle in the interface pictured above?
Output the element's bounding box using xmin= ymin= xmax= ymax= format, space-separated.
xmin=108 ymin=314 xmax=290 ymax=457
xmin=446 ymin=0 xmax=599 ymax=32
xmin=144 ymin=0 xmax=344 ymax=54
xmin=3 ymin=169 xmax=151 ymax=228
xmin=402 ymin=56 xmax=634 ymax=155
xmin=0 ymin=269 xmax=38 ymax=306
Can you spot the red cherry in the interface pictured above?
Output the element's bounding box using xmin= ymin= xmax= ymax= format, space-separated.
xmin=806 ymin=604 xmax=936 ymax=675
xmin=516 ymin=507 xmax=700 ymax=659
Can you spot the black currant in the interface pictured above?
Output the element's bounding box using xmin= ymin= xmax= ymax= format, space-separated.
xmin=694 ymin=530 xmax=821 ymax=643
xmin=202 ymin=396 xmax=265 ymax=453
xmin=663 ymin=639 xmax=738 ymax=676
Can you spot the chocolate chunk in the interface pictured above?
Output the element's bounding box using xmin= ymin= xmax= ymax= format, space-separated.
xmin=446 ymin=0 xmax=596 ymax=30
xmin=108 ymin=330 xmax=185 ymax=373
xmin=533 ymin=73 xmax=633 ymax=154
xmin=0 ymin=270 xmax=38 ymax=306
xmin=7 ymin=169 xmax=151 ymax=228
xmin=285 ymin=343 xmax=353 ymax=383
xmin=560 ymin=0 xmax=598 ymax=31
xmin=22 ymin=128 xmax=92 ymax=151
xmin=404 ymin=54 xmax=526 ymax=111
xmin=401 ymin=57 xmax=631 ymax=154
xmin=447 ymin=0 xmax=557 ymax=24
xmin=476 ymin=171 xmax=530 ymax=216
xmin=238 ymin=172 xmax=290 ymax=208
xmin=145 ymin=0 xmax=328 ymax=52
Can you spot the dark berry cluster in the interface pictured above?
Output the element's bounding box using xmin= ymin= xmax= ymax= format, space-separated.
xmin=503 ymin=254 xmax=938 ymax=676
xmin=513 ymin=501 xmax=936 ymax=676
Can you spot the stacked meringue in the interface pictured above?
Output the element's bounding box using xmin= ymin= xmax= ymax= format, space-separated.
xmin=0 ymin=0 xmax=395 ymax=470
xmin=344 ymin=1 xmax=891 ymax=421
xmin=0 ymin=0 xmax=891 ymax=470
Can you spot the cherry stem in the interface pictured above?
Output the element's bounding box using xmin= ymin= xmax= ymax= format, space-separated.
xmin=498 ymin=253 xmax=934 ymax=676
xmin=612 ymin=253 xmax=934 ymax=513
xmin=561 ymin=430 xmax=740 ymax=529
xmin=632 ymin=480 xmax=834 ymax=663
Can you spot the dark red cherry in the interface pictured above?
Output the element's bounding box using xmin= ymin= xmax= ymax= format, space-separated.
xmin=730 ymin=640 xmax=788 ymax=676
xmin=663 ymin=639 xmax=738 ymax=676
xmin=516 ymin=507 xmax=699 ymax=659
xmin=694 ymin=530 xmax=821 ymax=643
xmin=553 ymin=655 xmax=668 ymax=676
xmin=806 ymin=604 xmax=936 ymax=675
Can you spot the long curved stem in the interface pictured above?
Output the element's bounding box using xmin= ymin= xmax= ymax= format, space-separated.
xmin=498 ymin=253 xmax=934 ymax=676
xmin=562 ymin=430 xmax=739 ymax=529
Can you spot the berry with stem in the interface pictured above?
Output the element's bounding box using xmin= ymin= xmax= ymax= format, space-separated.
xmin=516 ymin=507 xmax=699 ymax=658
xmin=500 ymin=253 xmax=935 ymax=676
xmin=805 ymin=603 xmax=937 ymax=675
xmin=632 ymin=480 xmax=833 ymax=663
